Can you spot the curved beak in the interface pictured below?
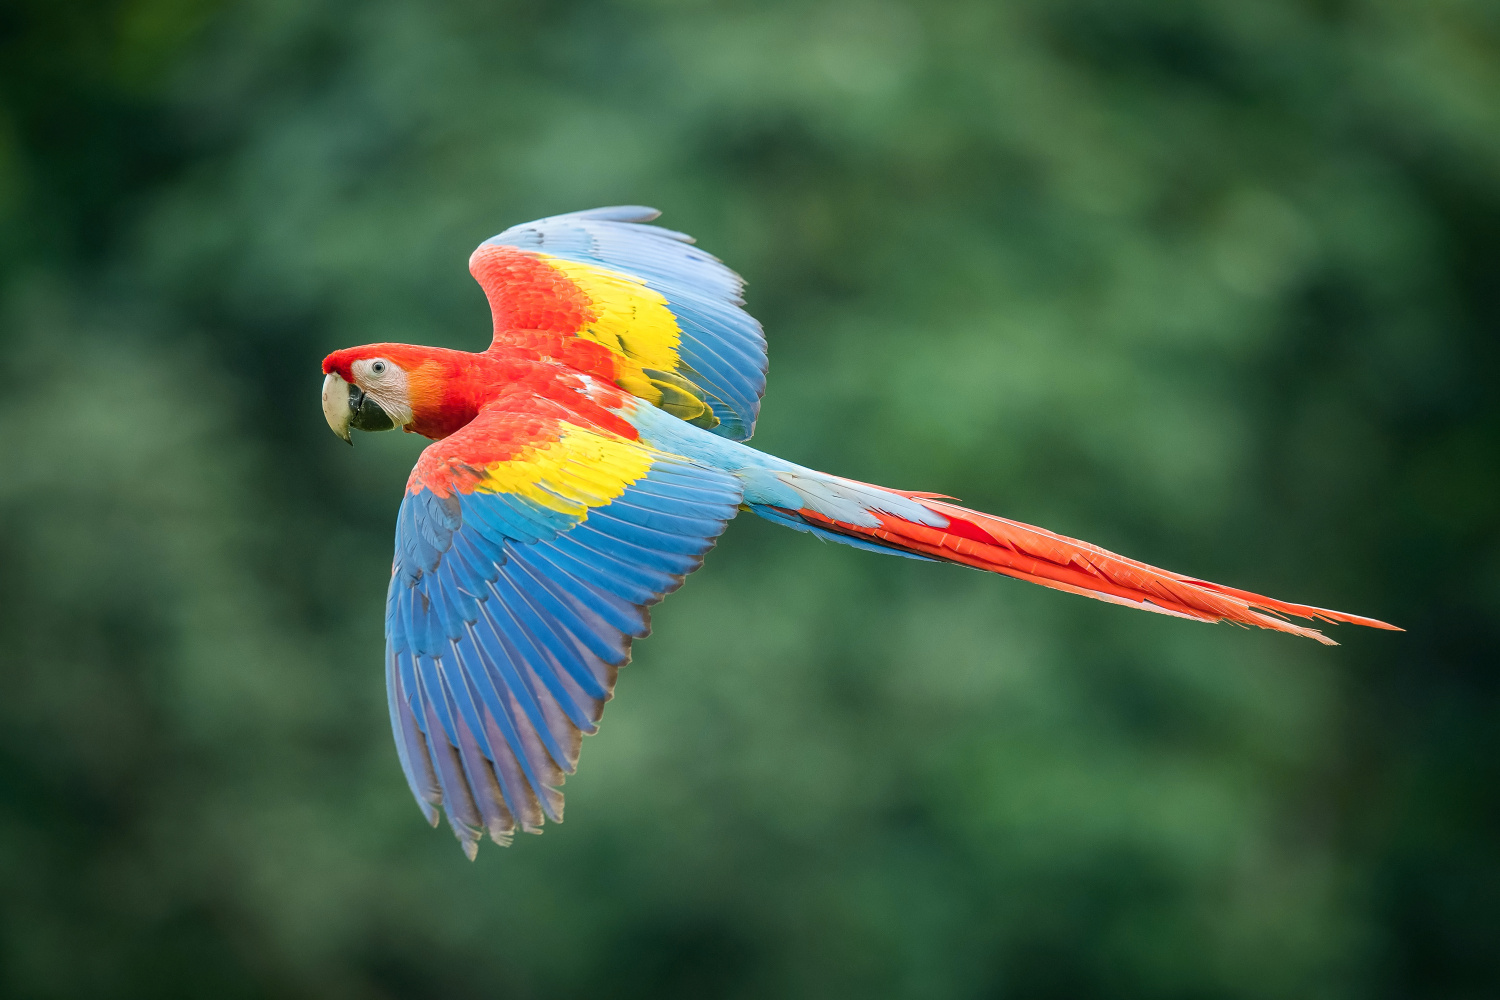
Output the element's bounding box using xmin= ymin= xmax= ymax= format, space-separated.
xmin=322 ymin=373 xmax=354 ymax=443
xmin=322 ymin=372 xmax=395 ymax=444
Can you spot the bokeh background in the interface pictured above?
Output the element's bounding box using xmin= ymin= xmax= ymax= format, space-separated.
xmin=1 ymin=0 xmax=1497 ymax=997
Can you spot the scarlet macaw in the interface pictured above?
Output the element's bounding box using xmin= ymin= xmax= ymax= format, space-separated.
xmin=321 ymin=206 xmax=1396 ymax=857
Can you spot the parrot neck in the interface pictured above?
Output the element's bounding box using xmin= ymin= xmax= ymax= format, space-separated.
xmin=396 ymin=347 xmax=492 ymax=440
xmin=393 ymin=345 xmax=574 ymax=441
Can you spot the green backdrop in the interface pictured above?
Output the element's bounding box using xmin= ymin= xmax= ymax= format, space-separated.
xmin=1 ymin=0 xmax=1496 ymax=996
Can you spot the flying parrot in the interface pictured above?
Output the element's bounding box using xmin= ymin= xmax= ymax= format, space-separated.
xmin=321 ymin=206 xmax=1397 ymax=857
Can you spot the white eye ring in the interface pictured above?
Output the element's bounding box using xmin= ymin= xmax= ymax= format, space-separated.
xmin=371 ymin=360 xmax=386 ymax=375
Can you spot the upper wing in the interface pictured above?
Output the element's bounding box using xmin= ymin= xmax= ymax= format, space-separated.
xmin=469 ymin=206 xmax=768 ymax=441
xmin=386 ymin=397 xmax=744 ymax=856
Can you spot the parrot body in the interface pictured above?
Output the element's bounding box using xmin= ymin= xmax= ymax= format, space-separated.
xmin=320 ymin=206 xmax=1397 ymax=856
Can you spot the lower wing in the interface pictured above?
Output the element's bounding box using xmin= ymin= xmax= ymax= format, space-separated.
xmin=387 ymin=399 xmax=743 ymax=855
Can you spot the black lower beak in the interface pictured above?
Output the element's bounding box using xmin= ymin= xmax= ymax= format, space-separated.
xmin=349 ymin=384 xmax=395 ymax=433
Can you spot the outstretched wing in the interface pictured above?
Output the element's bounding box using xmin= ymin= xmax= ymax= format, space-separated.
xmin=386 ymin=397 xmax=743 ymax=856
xmin=469 ymin=206 xmax=768 ymax=441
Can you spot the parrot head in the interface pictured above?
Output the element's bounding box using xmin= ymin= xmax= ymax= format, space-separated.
xmin=320 ymin=347 xmax=418 ymax=444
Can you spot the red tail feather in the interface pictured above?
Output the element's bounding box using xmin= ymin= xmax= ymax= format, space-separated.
xmin=793 ymin=492 xmax=1398 ymax=645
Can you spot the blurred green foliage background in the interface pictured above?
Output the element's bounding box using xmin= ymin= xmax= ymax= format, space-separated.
xmin=1 ymin=0 xmax=1496 ymax=996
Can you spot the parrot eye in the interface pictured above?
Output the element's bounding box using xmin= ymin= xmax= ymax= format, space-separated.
xmin=371 ymin=360 xmax=387 ymax=375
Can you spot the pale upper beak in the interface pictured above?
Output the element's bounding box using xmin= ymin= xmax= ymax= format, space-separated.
xmin=322 ymin=372 xmax=395 ymax=444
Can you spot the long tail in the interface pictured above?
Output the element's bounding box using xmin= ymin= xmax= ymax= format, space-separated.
xmin=747 ymin=472 xmax=1399 ymax=645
